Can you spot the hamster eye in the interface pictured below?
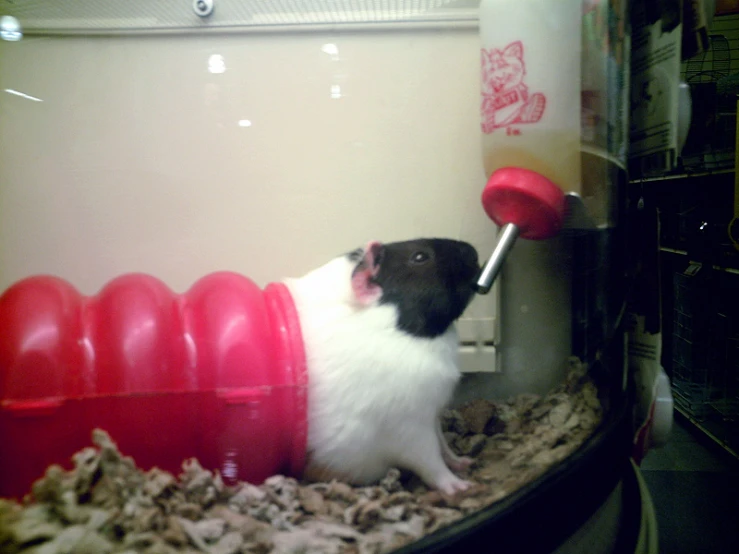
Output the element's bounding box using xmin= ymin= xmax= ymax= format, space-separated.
xmin=410 ymin=251 xmax=430 ymax=265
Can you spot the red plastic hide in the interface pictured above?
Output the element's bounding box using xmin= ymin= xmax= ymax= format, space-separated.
xmin=0 ymin=272 xmax=308 ymax=499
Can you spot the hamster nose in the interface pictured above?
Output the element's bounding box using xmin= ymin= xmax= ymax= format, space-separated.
xmin=455 ymin=241 xmax=480 ymax=281
xmin=459 ymin=241 xmax=479 ymax=266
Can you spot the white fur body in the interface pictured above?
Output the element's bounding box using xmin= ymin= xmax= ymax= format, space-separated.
xmin=284 ymin=255 xmax=471 ymax=493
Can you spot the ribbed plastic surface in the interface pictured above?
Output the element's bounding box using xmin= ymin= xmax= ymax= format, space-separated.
xmin=0 ymin=272 xmax=308 ymax=499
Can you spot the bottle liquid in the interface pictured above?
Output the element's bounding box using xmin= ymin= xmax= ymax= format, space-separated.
xmin=479 ymin=0 xmax=582 ymax=195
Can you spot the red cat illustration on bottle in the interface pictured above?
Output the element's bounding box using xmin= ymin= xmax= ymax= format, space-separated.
xmin=481 ymin=41 xmax=546 ymax=133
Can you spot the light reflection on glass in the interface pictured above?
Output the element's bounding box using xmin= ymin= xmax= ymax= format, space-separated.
xmin=4 ymin=88 xmax=43 ymax=102
xmin=330 ymin=85 xmax=342 ymax=99
xmin=208 ymin=54 xmax=226 ymax=74
xmin=238 ymin=119 xmax=252 ymax=127
xmin=0 ymin=16 xmax=22 ymax=42
xmin=321 ymin=43 xmax=339 ymax=61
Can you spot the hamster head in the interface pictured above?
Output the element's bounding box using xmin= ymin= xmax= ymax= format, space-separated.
xmin=349 ymin=238 xmax=480 ymax=338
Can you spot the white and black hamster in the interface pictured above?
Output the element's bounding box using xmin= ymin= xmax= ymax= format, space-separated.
xmin=284 ymin=238 xmax=480 ymax=495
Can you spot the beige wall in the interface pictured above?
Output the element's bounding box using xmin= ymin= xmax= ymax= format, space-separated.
xmin=0 ymin=16 xmax=575 ymax=393
xmin=0 ymin=29 xmax=493 ymax=293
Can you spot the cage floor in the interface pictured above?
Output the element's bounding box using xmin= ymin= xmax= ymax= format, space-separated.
xmin=0 ymin=360 xmax=601 ymax=554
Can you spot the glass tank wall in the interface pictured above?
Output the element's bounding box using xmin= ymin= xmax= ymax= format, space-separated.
xmin=0 ymin=2 xmax=636 ymax=553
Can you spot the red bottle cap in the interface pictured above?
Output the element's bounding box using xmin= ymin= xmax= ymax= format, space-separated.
xmin=481 ymin=167 xmax=566 ymax=240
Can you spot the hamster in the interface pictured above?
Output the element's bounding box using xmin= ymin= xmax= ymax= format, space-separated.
xmin=284 ymin=238 xmax=480 ymax=495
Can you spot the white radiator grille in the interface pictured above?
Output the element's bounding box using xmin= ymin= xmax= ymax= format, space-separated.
xmin=2 ymin=0 xmax=479 ymax=33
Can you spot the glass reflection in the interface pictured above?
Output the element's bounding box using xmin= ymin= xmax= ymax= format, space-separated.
xmin=0 ymin=16 xmax=22 ymax=42
xmin=4 ymin=89 xmax=43 ymax=102
xmin=208 ymin=54 xmax=226 ymax=74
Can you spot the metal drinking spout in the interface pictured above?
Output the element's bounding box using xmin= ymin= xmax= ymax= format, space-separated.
xmin=476 ymin=223 xmax=520 ymax=293
xmin=474 ymin=167 xmax=566 ymax=295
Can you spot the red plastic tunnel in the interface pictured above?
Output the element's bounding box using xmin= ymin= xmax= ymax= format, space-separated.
xmin=0 ymin=272 xmax=308 ymax=499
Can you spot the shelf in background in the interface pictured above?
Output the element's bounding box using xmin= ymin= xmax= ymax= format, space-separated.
xmin=659 ymin=247 xmax=739 ymax=274
xmin=630 ymin=168 xmax=735 ymax=184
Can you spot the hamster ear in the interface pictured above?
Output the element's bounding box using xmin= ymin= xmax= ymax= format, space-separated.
xmin=351 ymin=241 xmax=384 ymax=306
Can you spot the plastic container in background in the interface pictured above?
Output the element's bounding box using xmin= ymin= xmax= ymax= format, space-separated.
xmin=477 ymin=0 xmax=582 ymax=393
xmin=472 ymin=0 xmax=632 ymax=402
xmin=479 ymin=0 xmax=582 ymax=193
